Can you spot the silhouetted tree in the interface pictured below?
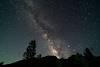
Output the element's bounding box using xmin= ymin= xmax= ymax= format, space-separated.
xmin=84 ymin=48 xmax=94 ymax=60
xmin=83 ymin=48 xmax=95 ymax=67
xmin=23 ymin=40 xmax=36 ymax=59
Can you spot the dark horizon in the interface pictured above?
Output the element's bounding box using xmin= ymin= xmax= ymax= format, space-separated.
xmin=0 ymin=41 xmax=100 ymax=67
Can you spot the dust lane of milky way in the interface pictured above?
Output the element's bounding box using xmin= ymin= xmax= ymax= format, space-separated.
xmin=23 ymin=0 xmax=73 ymax=58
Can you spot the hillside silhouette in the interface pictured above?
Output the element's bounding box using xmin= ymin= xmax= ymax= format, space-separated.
xmin=0 ymin=40 xmax=100 ymax=67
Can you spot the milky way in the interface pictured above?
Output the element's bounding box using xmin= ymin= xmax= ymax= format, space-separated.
xmin=23 ymin=0 xmax=73 ymax=58
xmin=0 ymin=0 xmax=99 ymax=64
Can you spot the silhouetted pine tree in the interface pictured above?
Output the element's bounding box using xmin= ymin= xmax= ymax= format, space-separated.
xmin=23 ymin=40 xmax=36 ymax=59
xmin=84 ymin=48 xmax=94 ymax=60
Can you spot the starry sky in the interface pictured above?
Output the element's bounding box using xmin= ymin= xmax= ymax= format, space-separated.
xmin=0 ymin=0 xmax=100 ymax=64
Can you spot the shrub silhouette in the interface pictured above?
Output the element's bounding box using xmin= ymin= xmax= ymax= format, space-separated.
xmin=37 ymin=54 xmax=42 ymax=58
xmin=68 ymin=53 xmax=85 ymax=67
xmin=0 ymin=62 xmax=4 ymax=67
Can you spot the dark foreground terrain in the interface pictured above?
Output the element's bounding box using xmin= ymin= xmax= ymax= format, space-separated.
xmin=0 ymin=54 xmax=100 ymax=67
xmin=0 ymin=41 xmax=100 ymax=67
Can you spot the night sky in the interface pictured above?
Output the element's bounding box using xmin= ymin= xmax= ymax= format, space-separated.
xmin=0 ymin=0 xmax=100 ymax=64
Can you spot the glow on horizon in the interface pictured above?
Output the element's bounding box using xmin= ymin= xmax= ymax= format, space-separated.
xmin=50 ymin=45 xmax=60 ymax=59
